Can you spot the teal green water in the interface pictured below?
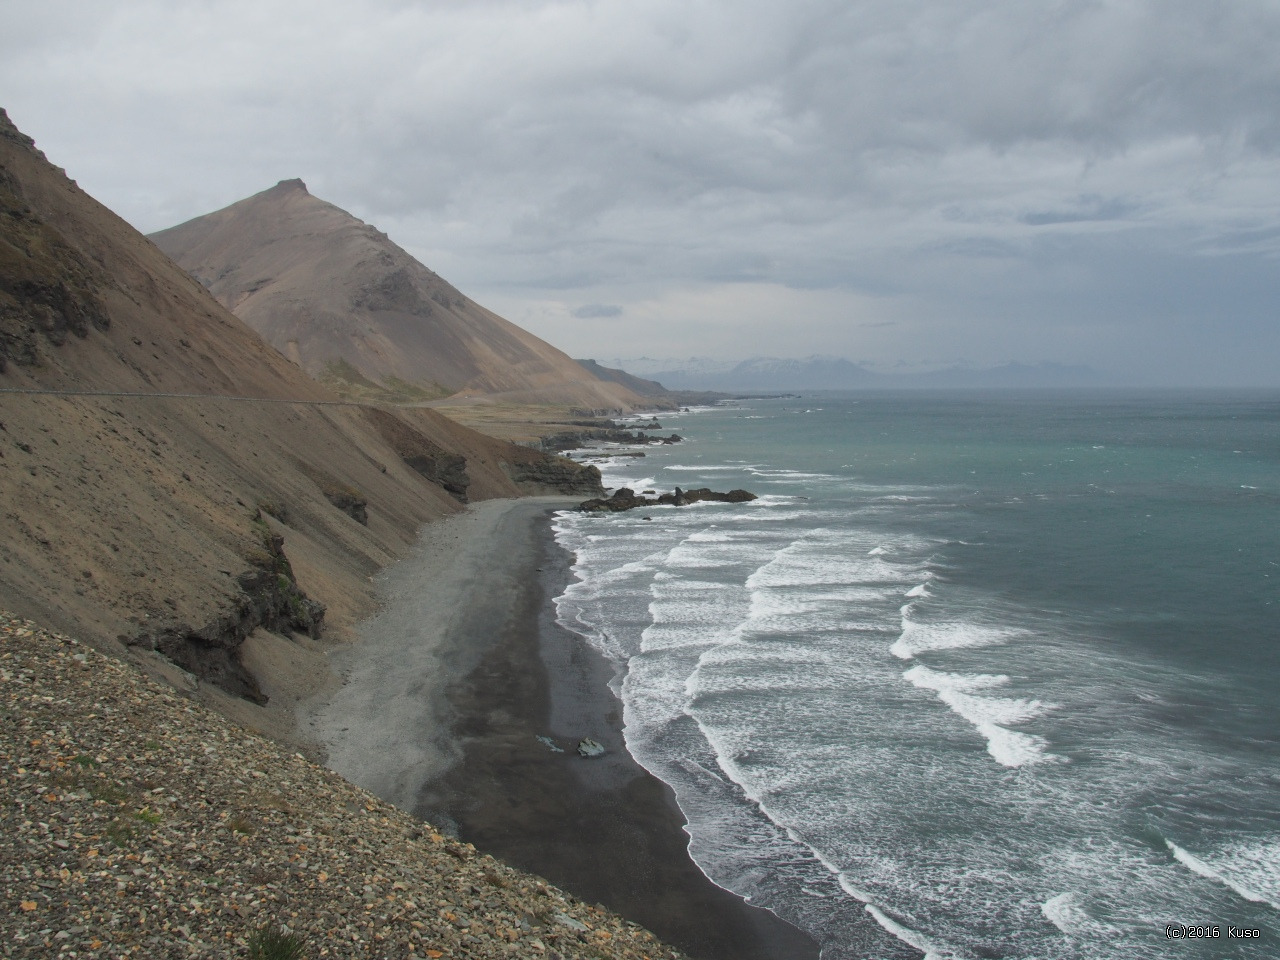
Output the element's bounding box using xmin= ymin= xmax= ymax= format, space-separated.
xmin=554 ymin=390 xmax=1280 ymax=959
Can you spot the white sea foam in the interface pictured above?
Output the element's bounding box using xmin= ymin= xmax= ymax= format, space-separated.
xmin=903 ymin=665 xmax=1008 ymax=694
xmin=982 ymin=725 xmax=1052 ymax=767
xmin=905 ymin=583 xmax=931 ymax=598
xmin=747 ymin=467 xmax=838 ymax=481
xmin=686 ymin=529 xmax=733 ymax=542
xmin=1166 ymin=839 xmax=1279 ymax=908
xmin=604 ymin=475 xmax=657 ymax=491
xmin=904 ymin=664 xmax=1057 ymax=767
xmin=891 ymin=607 xmax=1026 ymax=659
xmin=749 ymin=494 xmax=800 ymax=507
xmin=664 ymin=549 xmax=737 ymax=570
xmin=868 ymin=546 xmax=888 ymax=556
xmin=1168 ymin=840 xmax=1237 ymax=888
xmin=1215 ymin=839 xmax=1280 ymax=910
xmin=664 ymin=463 xmax=751 ymax=472
xmin=1041 ymin=892 xmax=1090 ymax=935
xmin=679 ymin=756 xmax=730 ymax=784
xmin=742 ymin=585 xmax=898 ymax=632
xmin=749 ymin=554 xmax=913 ymax=589
xmin=864 ymin=904 xmax=965 ymax=960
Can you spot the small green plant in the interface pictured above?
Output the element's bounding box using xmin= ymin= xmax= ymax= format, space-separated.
xmin=226 ymin=814 xmax=255 ymax=835
xmin=73 ymin=754 xmax=98 ymax=768
xmin=88 ymin=780 xmax=132 ymax=805
xmin=255 ymin=789 xmax=293 ymax=814
xmin=483 ymin=869 xmax=509 ymax=888
xmin=134 ymin=806 xmax=162 ymax=825
xmin=103 ymin=820 xmax=136 ymax=846
xmin=247 ymin=923 xmax=305 ymax=960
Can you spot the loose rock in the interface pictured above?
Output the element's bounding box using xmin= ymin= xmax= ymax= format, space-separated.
xmin=0 ymin=613 xmax=688 ymax=960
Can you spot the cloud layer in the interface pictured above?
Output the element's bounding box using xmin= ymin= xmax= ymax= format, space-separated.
xmin=5 ymin=0 xmax=1280 ymax=383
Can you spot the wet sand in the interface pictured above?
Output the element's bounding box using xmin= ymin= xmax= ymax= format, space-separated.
xmin=415 ymin=505 xmax=820 ymax=960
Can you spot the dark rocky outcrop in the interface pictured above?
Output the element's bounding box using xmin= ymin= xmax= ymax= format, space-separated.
xmin=323 ymin=486 xmax=369 ymax=525
xmin=402 ymin=450 xmax=469 ymax=501
xmin=503 ymin=455 xmax=605 ymax=497
xmin=122 ymin=527 xmax=324 ymax=704
xmin=362 ymin=407 xmax=471 ymax=502
xmin=0 ymin=118 xmax=112 ymax=371
xmin=580 ymin=486 xmax=757 ymax=513
xmin=367 ymin=405 xmax=602 ymax=498
xmin=295 ymin=462 xmax=374 ymax=522
xmin=540 ymin=427 xmax=682 ymax=453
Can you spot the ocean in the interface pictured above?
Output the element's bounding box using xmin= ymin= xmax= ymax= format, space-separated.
xmin=550 ymin=391 xmax=1280 ymax=960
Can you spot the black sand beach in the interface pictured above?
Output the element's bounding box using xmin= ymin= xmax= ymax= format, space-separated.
xmin=414 ymin=507 xmax=821 ymax=960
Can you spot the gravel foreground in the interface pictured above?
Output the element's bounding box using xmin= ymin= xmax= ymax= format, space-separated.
xmin=0 ymin=613 xmax=689 ymax=960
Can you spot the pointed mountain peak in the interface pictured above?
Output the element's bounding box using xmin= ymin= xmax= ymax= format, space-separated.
xmin=0 ymin=107 xmax=39 ymax=152
xmin=271 ymin=178 xmax=308 ymax=194
xmin=151 ymin=182 xmax=653 ymax=410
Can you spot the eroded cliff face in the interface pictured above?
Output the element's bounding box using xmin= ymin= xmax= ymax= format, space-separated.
xmin=363 ymin=406 xmax=605 ymax=501
xmin=125 ymin=525 xmax=324 ymax=703
xmin=502 ymin=456 xmax=605 ymax=497
xmin=0 ymin=145 xmax=111 ymax=370
xmin=363 ymin=408 xmax=473 ymax=501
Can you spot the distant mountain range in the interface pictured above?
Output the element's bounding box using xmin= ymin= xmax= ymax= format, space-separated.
xmin=606 ymin=356 xmax=1109 ymax=392
xmin=150 ymin=181 xmax=647 ymax=411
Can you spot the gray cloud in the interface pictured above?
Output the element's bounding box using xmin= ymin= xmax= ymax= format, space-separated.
xmin=571 ymin=304 xmax=623 ymax=319
xmin=3 ymin=0 xmax=1279 ymax=384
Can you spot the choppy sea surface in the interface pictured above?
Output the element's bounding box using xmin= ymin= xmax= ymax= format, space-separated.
xmin=551 ymin=391 xmax=1280 ymax=960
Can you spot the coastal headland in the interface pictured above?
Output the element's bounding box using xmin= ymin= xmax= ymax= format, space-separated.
xmin=0 ymin=107 xmax=818 ymax=958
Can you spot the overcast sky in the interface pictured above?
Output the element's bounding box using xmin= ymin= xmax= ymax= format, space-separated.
xmin=4 ymin=0 xmax=1280 ymax=384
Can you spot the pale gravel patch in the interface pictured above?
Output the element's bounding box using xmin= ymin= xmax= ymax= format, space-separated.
xmin=0 ymin=612 xmax=686 ymax=960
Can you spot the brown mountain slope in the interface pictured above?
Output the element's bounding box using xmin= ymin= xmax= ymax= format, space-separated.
xmin=0 ymin=108 xmax=600 ymax=742
xmin=575 ymin=358 xmax=672 ymax=398
xmin=149 ymin=180 xmax=648 ymax=410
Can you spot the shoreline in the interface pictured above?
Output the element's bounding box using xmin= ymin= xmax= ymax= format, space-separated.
xmin=304 ymin=497 xmax=819 ymax=960
xmin=299 ymin=498 xmax=579 ymax=811
xmin=419 ymin=505 xmax=821 ymax=960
